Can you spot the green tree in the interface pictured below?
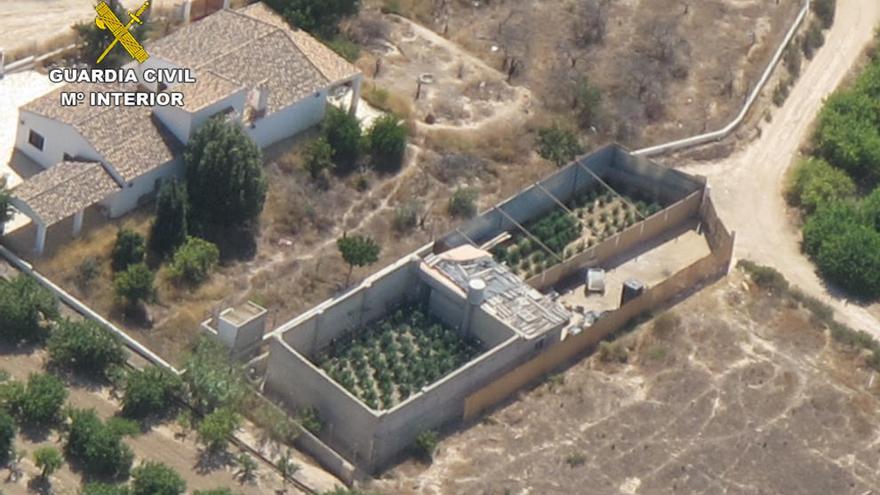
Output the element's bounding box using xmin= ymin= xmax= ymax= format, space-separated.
xmin=33 ymin=446 xmax=62 ymax=480
xmin=337 ymin=234 xmax=380 ymax=284
xmin=815 ymin=90 xmax=880 ymax=182
xmin=368 ymin=114 xmax=408 ymax=172
xmin=122 ymin=367 xmax=183 ymax=418
xmin=574 ymin=77 xmax=602 ymax=129
xmin=791 ymin=157 xmax=856 ymax=213
xmin=447 ymin=187 xmax=479 ymax=219
xmin=131 ymin=462 xmax=186 ymax=495
xmin=802 ymin=200 xmax=861 ymax=257
xmin=48 ymin=319 xmax=126 ymax=377
xmin=111 ymin=229 xmax=146 ymax=272
xmin=536 ymin=125 xmax=583 ymax=167
xmin=113 ymin=263 xmax=155 ymax=308
xmin=861 ymin=187 xmax=880 ymax=230
xmin=0 ymin=409 xmax=15 ymax=465
xmin=81 ymin=482 xmax=131 ymax=495
xmin=66 ymin=408 xmax=133 ymax=478
xmin=168 ymin=237 xmax=220 ymax=286
xmin=197 ymin=407 xmax=240 ymax=453
xmin=321 ymin=106 xmax=362 ymax=173
xmin=816 ymin=224 xmax=880 ymax=298
xmin=149 ymin=179 xmax=189 ymax=259
xmin=277 ymin=449 xmax=301 ymax=486
xmin=235 ymin=452 xmax=258 ymax=482
xmin=0 ymin=178 xmax=13 ymax=234
xmin=303 ymin=137 xmax=335 ymax=179
xmin=414 ymin=430 xmax=438 ymax=460
xmin=0 ymin=275 xmax=58 ymax=344
xmin=264 ymin=0 xmax=360 ymax=38
xmin=185 ymin=117 xmax=267 ymax=229
xmin=7 ymin=373 xmax=67 ymax=427
xmin=182 ymin=338 xmax=246 ymax=413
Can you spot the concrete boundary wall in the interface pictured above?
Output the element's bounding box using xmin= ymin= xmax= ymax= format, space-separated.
xmin=462 ymin=195 xmax=734 ymax=420
xmin=438 ymin=145 xmax=704 ymax=251
xmin=634 ymin=0 xmax=811 ymax=156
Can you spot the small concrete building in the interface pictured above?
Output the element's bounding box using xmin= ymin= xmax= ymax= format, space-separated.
xmin=9 ymin=3 xmax=362 ymax=253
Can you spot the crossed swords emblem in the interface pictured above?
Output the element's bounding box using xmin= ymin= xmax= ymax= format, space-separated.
xmin=94 ymin=0 xmax=151 ymax=64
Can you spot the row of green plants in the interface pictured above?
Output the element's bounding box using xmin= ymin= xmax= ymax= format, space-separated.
xmin=791 ymin=37 xmax=880 ymax=299
xmin=493 ymin=186 xmax=662 ymax=277
xmin=319 ymin=304 xmax=481 ymax=410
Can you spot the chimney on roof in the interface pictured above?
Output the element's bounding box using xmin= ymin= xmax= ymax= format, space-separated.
xmin=249 ymin=81 xmax=269 ymax=122
xmin=461 ymin=278 xmax=486 ymax=337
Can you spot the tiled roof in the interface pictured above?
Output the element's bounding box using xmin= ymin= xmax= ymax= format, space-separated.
xmin=178 ymin=70 xmax=243 ymax=112
xmin=12 ymin=161 xmax=120 ymax=226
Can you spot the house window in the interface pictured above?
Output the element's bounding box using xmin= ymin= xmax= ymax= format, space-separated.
xmin=28 ymin=130 xmax=44 ymax=151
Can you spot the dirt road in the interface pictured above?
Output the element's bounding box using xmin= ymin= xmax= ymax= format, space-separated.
xmin=681 ymin=0 xmax=880 ymax=338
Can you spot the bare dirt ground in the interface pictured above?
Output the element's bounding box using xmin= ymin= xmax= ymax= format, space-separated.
xmin=374 ymin=269 xmax=880 ymax=494
xmin=373 ymin=0 xmax=801 ymax=148
xmin=0 ymin=0 xmax=182 ymax=56
xmin=678 ymin=0 xmax=880 ymax=339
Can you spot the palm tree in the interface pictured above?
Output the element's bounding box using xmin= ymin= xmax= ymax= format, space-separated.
xmin=277 ymin=449 xmax=301 ymax=489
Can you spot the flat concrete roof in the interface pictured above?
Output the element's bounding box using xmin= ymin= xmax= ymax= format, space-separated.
xmin=221 ymin=301 xmax=267 ymax=326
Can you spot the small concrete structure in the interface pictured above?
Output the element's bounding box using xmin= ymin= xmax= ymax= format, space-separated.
xmin=202 ymin=301 xmax=268 ymax=359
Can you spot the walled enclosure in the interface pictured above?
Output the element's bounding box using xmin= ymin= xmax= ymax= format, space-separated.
xmin=264 ymin=254 xmax=553 ymax=472
xmin=264 ymin=144 xmax=733 ymax=477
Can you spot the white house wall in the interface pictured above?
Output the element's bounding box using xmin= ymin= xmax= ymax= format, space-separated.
xmin=247 ymin=89 xmax=328 ymax=148
xmin=100 ymin=158 xmax=184 ymax=218
xmin=16 ymin=111 xmax=100 ymax=169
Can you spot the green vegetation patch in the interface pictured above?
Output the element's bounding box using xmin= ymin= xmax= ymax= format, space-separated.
xmin=319 ymin=304 xmax=482 ymax=410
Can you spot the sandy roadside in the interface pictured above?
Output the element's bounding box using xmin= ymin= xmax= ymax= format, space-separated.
xmin=0 ymin=0 xmax=179 ymax=54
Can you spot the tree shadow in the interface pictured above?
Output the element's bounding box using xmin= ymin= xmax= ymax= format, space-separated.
xmin=194 ymin=448 xmax=235 ymax=475
xmin=197 ymin=223 xmax=258 ymax=263
xmin=26 ymin=475 xmax=52 ymax=494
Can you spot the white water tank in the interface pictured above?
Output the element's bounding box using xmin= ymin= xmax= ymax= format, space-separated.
xmin=467 ymin=278 xmax=486 ymax=305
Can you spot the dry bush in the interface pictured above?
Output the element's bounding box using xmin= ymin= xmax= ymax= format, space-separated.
xmin=428 ymin=152 xmax=488 ymax=184
xmin=575 ymin=0 xmax=611 ymax=48
xmin=651 ymin=312 xmax=682 ymax=339
xmin=346 ymin=14 xmax=392 ymax=47
xmin=363 ymin=82 xmax=415 ymax=120
xmin=597 ymin=341 xmax=628 ymax=364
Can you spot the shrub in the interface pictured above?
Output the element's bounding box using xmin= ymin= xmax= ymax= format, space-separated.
xmin=812 ymin=0 xmax=836 ymax=29
xmin=737 ymin=260 xmax=790 ymax=294
xmin=122 ymin=367 xmax=183 ymax=418
xmin=131 ymin=462 xmax=186 ymax=495
xmin=185 ymin=117 xmax=267 ymax=229
xmin=368 ymin=114 xmax=408 ymax=172
xmin=0 ymin=409 xmax=14 ymax=465
xmin=303 ymin=137 xmax=334 ymax=179
xmin=815 ymin=90 xmax=880 ymax=182
xmin=0 ymin=275 xmax=58 ymax=344
xmin=536 ymin=125 xmax=583 ymax=167
xmin=66 ymin=408 xmax=133 ymax=478
xmin=47 ymin=319 xmax=126 ymax=377
xmin=321 ymin=106 xmax=362 ymax=173
xmin=113 ymin=263 xmax=154 ymax=308
xmin=168 ymin=237 xmax=220 ymax=286
xmin=861 ymin=187 xmax=880 ymax=230
xmin=447 ymin=187 xmax=478 ymax=218
xmin=414 ymin=430 xmax=438 ymax=460
xmin=7 ymin=373 xmax=67 ymax=427
xmin=565 ymin=452 xmax=587 ymax=467
xmin=597 ymin=341 xmax=627 ymax=363
xmin=111 ymin=229 xmax=146 ymax=272
xmin=149 ymin=179 xmax=189 ymax=259
xmin=77 ymin=257 xmax=101 ymax=289
xmin=326 ymin=35 xmax=360 ymax=62
xmin=81 ymin=483 xmax=131 ymax=495
xmin=574 ymin=77 xmax=602 ymax=129
xmin=652 ymin=312 xmax=682 ymax=338
xmin=296 ymin=407 xmax=323 ymax=434
xmin=392 ymin=200 xmax=421 ymax=232
xmin=790 ymin=157 xmax=856 ymax=213
xmin=802 ymin=20 xmax=825 ymax=59
xmin=197 ymin=407 xmax=240 ymax=452
xmin=784 ymin=45 xmax=802 ymax=78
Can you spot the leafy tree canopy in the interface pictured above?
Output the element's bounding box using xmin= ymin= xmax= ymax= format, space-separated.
xmin=114 ymin=263 xmax=155 ymax=308
xmin=303 ymin=137 xmax=335 ymax=179
xmin=34 ymin=445 xmax=63 ymax=479
xmin=112 ymin=229 xmax=146 ymax=272
xmin=149 ymin=179 xmax=189 ymax=259
xmin=81 ymin=482 xmax=131 ymax=495
xmin=131 ymin=462 xmax=186 ymax=495
xmin=48 ymin=319 xmax=126 ymax=377
xmin=66 ymin=408 xmax=133 ymax=478
xmin=5 ymin=372 xmax=67 ymax=428
xmin=368 ymin=114 xmax=408 ymax=173
xmin=264 ymin=0 xmax=360 ymax=39
xmin=122 ymin=367 xmax=183 ymax=418
xmin=0 ymin=275 xmax=58 ymax=344
xmin=197 ymin=407 xmax=240 ymax=452
xmin=0 ymin=409 xmax=15 ymax=465
xmin=791 ymin=157 xmax=857 ymax=213
xmin=816 ymin=224 xmax=880 ymax=298
xmin=182 ymin=338 xmax=246 ymax=413
xmin=337 ymin=234 xmax=380 ymax=283
xmin=185 ymin=117 xmax=267 ymax=229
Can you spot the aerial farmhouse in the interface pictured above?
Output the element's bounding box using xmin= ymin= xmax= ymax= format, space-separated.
xmin=9 ymin=3 xmax=362 ymax=253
